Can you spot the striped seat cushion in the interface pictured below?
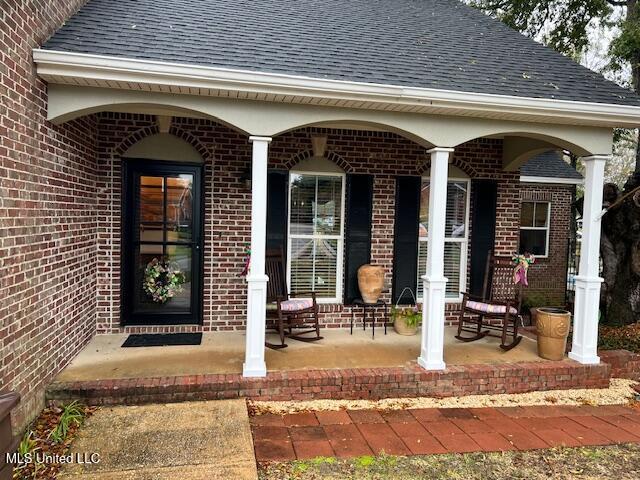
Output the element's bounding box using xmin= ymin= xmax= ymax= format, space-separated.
xmin=466 ymin=300 xmax=518 ymax=315
xmin=280 ymin=299 xmax=314 ymax=311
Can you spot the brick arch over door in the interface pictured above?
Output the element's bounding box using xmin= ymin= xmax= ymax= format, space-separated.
xmin=284 ymin=149 xmax=354 ymax=173
xmin=113 ymin=124 xmax=211 ymax=161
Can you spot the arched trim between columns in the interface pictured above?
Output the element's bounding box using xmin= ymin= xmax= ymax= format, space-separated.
xmin=417 ymin=156 xmax=478 ymax=177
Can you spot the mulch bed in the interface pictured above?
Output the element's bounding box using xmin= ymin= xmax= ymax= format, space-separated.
xmin=599 ymin=324 xmax=640 ymax=353
xmin=13 ymin=404 xmax=96 ymax=480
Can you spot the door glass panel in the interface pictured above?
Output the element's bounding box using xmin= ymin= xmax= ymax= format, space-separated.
xmin=139 ymin=176 xmax=165 ymax=223
xmin=166 ymin=175 xmax=194 ymax=242
xmin=132 ymin=173 xmax=195 ymax=316
xmin=134 ymin=245 xmax=166 ymax=312
xmin=162 ymin=245 xmax=192 ymax=312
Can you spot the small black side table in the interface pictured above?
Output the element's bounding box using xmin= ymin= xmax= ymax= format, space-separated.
xmin=350 ymin=299 xmax=388 ymax=338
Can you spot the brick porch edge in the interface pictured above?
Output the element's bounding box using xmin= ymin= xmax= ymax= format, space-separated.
xmin=45 ymin=354 xmax=633 ymax=406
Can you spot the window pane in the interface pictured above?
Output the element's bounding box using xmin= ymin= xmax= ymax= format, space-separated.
xmin=289 ymin=174 xmax=316 ymax=235
xmin=417 ymin=241 xmax=463 ymax=299
xmin=419 ymin=180 xmax=468 ymax=238
xmin=419 ymin=183 xmax=430 ymax=239
xmin=290 ymin=238 xmax=338 ymax=298
xmin=313 ymin=238 xmax=339 ymax=297
xmin=520 ymin=202 xmax=534 ymax=227
xmin=315 ymin=176 xmax=342 ymax=235
xmin=290 ymin=238 xmax=314 ymax=293
xmin=444 ymin=242 xmax=463 ymax=296
xmin=520 ymin=230 xmax=547 ymax=256
xmin=446 ymin=181 xmax=467 ymax=237
xmin=534 ymin=202 xmax=549 ymax=227
xmin=417 ymin=241 xmax=427 ymax=295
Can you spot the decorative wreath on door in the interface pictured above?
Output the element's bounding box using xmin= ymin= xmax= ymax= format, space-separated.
xmin=143 ymin=258 xmax=186 ymax=303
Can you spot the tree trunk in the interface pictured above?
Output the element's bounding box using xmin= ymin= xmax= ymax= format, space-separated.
xmin=600 ymin=175 xmax=640 ymax=325
xmin=597 ymin=0 xmax=640 ymax=324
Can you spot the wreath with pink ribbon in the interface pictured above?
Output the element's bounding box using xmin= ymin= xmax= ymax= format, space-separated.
xmin=512 ymin=253 xmax=535 ymax=286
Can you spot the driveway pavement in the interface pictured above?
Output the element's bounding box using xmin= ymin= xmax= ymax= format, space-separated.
xmin=58 ymin=399 xmax=257 ymax=479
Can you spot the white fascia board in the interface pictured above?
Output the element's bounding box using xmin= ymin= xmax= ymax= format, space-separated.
xmin=520 ymin=175 xmax=584 ymax=185
xmin=33 ymin=49 xmax=640 ymax=128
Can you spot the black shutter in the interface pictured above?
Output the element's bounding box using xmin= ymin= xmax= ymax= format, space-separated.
xmin=344 ymin=174 xmax=374 ymax=304
xmin=266 ymin=171 xmax=288 ymax=259
xmin=392 ymin=176 xmax=421 ymax=304
xmin=469 ymin=180 xmax=498 ymax=296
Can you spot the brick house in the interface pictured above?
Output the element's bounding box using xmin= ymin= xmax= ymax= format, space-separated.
xmin=2 ymin=0 xmax=639 ymax=429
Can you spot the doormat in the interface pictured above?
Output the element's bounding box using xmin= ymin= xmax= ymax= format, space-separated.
xmin=122 ymin=333 xmax=202 ymax=348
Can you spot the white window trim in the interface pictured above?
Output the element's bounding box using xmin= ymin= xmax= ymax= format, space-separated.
xmin=417 ymin=176 xmax=471 ymax=303
xmin=519 ymin=201 xmax=551 ymax=258
xmin=286 ymin=170 xmax=346 ymax=304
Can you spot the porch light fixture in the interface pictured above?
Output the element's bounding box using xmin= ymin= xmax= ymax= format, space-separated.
xmin=240 ymin=167 xmax=252 ymax=190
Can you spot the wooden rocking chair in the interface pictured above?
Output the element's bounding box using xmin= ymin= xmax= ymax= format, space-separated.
xmin=265 ymin=249 xmax=322 ymax=349
xmin=456 ymin=252 xmax=524 ymax=351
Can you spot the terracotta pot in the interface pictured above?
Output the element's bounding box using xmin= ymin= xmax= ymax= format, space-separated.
xmin=394 ymin=317 xmax=418 ymax=336
xmin=536 ymin=307 xmax=571 ymax=361
xmin=357 ymin=264 xmax=384 ymax=304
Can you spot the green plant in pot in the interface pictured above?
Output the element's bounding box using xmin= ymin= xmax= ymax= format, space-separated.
xmin=391 ymin=305 xmax=421 ymax=336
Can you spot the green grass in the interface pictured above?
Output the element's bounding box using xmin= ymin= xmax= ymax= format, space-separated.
xmin=259 ymin=445 xmax=640 ymax=480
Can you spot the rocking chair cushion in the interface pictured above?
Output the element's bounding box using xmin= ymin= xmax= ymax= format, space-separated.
xmin=466 ymin=300 xmax=518 ymax=316
xmin=280 ymin=298 xmax=314 ymax=311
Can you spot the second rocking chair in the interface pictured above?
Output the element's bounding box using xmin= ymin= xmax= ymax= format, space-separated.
xmin=265 ymin=249 xmax=322 ymax=349
xmin=456 ymin=252 xmax=524 ymax=351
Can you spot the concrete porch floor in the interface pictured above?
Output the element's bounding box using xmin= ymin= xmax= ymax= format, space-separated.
xmin=55 ymin=327 xmax=544 ymax=383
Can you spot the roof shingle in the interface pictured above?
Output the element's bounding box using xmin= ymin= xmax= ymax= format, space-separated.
xmin=521 ymin=150 xmax=583 ymax=180
xmin=43 ymin=0 xmax=640 ymax=106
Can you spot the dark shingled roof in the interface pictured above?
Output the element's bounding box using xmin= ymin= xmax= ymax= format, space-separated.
xmin=43 ymin=0 xmax=640 ymax=107
xmin=521 ymin=150 xmax=583 ymax=180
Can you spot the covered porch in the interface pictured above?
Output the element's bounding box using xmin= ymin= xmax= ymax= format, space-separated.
xmin=35 ymin=54 xmax=619 ymax=380
xmin=47 ymin=327 xmax=611 ymax=406
xmin=54 ymin=328 xmax=543 ymax=382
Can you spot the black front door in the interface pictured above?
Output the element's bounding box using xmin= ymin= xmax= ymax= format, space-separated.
xmin=122 ymin=159 xmax=203 ymax=325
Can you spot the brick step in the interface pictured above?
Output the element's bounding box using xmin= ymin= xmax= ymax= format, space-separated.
xmin=46 ymin=360 xmax=610 ymax=406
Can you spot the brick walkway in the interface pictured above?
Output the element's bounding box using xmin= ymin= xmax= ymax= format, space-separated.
xmin=250 ymin=404 xmax=640 ymax=462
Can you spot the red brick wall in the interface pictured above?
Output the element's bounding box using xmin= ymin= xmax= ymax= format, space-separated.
xmin=520 ymin=185 xmax=574 ymax=307
xmin=0 ymin=0 xmax=95 ymax=431
xmin=92 ymin=116 xmax=570 ymax=333
xmin=46 ymin=358 xmax=611 ymax=406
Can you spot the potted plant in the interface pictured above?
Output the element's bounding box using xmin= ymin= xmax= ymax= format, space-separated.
xmin=391 ymin=305 xmax=421 ymax=336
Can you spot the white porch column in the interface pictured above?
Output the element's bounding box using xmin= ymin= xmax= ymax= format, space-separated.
xmin=418 ymin=147 xmax=454 ymax=371
xmin=243 ymin=136 xmax=272 ymax=377
xmin=569 ymin=154 xmax=609 ymax=365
